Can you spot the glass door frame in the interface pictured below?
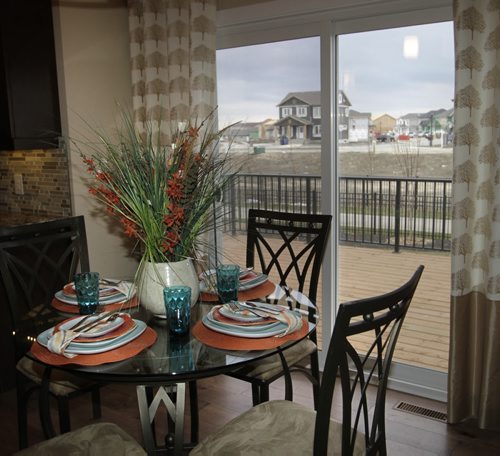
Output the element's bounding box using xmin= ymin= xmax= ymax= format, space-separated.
xmin=217 ymin=0 xmax=452 ymax=402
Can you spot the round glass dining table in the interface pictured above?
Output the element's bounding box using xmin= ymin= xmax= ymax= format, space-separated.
xmin=18 ymin=302 xmax=314 ymax=455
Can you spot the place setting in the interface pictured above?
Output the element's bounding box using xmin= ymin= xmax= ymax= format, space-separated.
xmin=32 ymin=271 xmax=156 ymax=366
xmin=193 ymin=264 xmax=309 ymax=350
xmin=199 ymin=264 xmax=275 ymax=302
xmin=51 ymin=271 xmax=139 ymax=314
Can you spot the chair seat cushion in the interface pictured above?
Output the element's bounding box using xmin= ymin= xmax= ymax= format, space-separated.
xmin=231 ymin=338 xmax=317 ymax=381
xmin=17 ymin=356 xmax=96 ymax=396
xmin=190 ymin=400 xmax=365 ymax=455
xmin=14 ymin=422 xmax=146 ymax=455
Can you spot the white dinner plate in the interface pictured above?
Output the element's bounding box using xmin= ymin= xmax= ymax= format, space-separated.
xmin=202 ymin=313 xmax=287 ymax=338
xmin=37 ymin=320 xmax=146 ymax=354
xmin=207 ymin=309 xmax=282 ymax=332
xmin=199 ymin=272 xmax=269 ymax=293
xmin=58 ymin=315 xmax=125 ymax=338
xmin=54 ymin=290 xmax=128 ymax=306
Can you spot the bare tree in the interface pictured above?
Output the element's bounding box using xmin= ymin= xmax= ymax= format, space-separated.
xmin=147 ymin=105 xmax=170 ymax=123
xmin=133 ymin=106 xmax=146 ymax=124
xmin=456 ymin=6 xmax=486 ymax=40
xmin=453 ymin=159 xmax=478 ymax=191
xmin=452 ymin=197 xmax=475 ymax=228
xmin=456 ymin=45 xmax=484 ymax=78
xmin=455 ymin=123 xmax=480 ymax=154
xmin=392 ymin=139 xmax=421 ymax=177
xmin=487 ymin=0 xmax=500 ymax=12
xmin=489 ymin=240 xmax=500 ymax=258
xmin=456 ymin=85 xmax=481 ymax=116
xmin=192 ymin=101 xmax=213 ymax=119
xmin=169 ymin=0 xmax=187 ymax=17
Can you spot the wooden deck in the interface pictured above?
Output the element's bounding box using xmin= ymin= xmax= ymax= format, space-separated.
xmin=222 ymin=233 xmax=450 ymax=372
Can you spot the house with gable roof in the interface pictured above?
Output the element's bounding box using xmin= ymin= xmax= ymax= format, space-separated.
xmin=275 ymin=90 xmax=351 ymax=142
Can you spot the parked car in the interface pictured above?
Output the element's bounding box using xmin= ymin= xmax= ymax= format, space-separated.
xmin=376 ymin=133 xmax=395 ymax=142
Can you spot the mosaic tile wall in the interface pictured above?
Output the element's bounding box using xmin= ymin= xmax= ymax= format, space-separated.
xmin=0 ymin=149 xmax=72 ymax=219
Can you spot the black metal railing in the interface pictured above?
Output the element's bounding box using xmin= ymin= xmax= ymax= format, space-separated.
xmin=223 ymin=173 xmax=452 ymax=252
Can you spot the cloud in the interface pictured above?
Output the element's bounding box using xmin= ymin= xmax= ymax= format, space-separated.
xmin=217 ymin=22 xmax=454 ymax=122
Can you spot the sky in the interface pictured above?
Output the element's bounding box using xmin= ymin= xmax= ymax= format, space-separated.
xmin=216 ymin=22 xmax=454 ymax=125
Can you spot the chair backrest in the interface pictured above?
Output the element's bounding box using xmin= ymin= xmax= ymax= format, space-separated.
xmin=0 ymin=216 xmax=89 ymax=339
xmin=246 ymin=209 xmax=332 ymax=320
xmin=314 ymin=265 xmax=424 ymax=456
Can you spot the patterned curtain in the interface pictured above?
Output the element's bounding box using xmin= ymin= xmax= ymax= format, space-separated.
xmin=128 ymin=0 xmax=217 ymax=140
xmin=449 ymin=0 xmax=500 ymax=429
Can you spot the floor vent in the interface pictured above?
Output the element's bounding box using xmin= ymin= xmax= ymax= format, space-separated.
xmin=394 ymin=401 xmax=447 ymax=422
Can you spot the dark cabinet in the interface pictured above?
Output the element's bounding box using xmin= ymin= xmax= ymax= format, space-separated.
xmin=0 ymin=0 xmax=61 ymax=150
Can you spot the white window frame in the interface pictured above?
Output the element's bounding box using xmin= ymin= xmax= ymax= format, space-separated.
xmin=313 ymin=106 xmax=321 ymax=119
xmin=281 ymin=107 xmax=293 ymax=117
xmin=296 ymin=106 xmax=308 ymax=117
xmin=313 ymin=124 xmax=321 ymax=137
xmin=217 ymin=0 xmax=452 ymax=402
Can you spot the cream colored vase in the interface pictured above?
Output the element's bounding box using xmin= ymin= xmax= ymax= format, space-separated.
xmin=139 ymin=259 xmax=200 ymax=317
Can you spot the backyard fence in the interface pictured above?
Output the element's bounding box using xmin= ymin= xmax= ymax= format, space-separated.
xmin=223 ymin=173 xmax=452 ymax=252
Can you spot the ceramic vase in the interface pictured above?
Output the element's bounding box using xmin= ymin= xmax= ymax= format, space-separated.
xmin=139 ymin=259 xmax=200 ymax=317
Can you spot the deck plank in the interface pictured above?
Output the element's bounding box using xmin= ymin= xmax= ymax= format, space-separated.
xmin=222 ymin=234 xmax=450 ymax=372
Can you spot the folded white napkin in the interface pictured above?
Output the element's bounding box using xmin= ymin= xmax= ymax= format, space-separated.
xmin=47 ymin=313 xmax=120 ymax=358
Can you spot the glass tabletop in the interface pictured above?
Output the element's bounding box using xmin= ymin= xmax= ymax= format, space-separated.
xmin=19 ymin=303 xmax=314 ymax=385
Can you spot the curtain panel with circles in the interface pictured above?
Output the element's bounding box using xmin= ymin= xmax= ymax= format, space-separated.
xmin=449 ymin=0 xmax=500 ymax=429
xmin=128 ymin=0 xmax=217 ymax=140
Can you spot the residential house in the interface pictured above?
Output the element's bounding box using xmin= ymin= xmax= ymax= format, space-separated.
xmin=372 ymin=113 xmax=396 ymax=135
xmin=348 ymin=109 xmax=371 ymax=142
xmin=395 ymin=112 xmax=422 ymax=135
xmin=275 ymin=90 xmax=351 ymax=142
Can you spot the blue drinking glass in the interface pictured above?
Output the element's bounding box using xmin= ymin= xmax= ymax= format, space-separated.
xmin=164 ymin=285 xmax=191 ymax=335
xmin=216 ymin=264 xmax=240 ymax=304
xmin=74 ymin=272 xmax=100 ymax=315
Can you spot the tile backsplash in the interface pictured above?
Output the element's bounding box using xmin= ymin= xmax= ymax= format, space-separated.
xmin=0 ymin=149 xmax=71 ymax=217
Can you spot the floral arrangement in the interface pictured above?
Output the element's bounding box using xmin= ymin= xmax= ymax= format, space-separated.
xmin=79 ymin=111 xmax=236 ymax=267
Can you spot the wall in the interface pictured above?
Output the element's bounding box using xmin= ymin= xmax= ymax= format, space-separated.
xmin=52 ymin=1 xmax=138 ymax=278
xmin=0 ymin=148 xmax=71 ymax=218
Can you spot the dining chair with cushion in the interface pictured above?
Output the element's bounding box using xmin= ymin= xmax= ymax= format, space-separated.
xmin=227 ymin=209 xmax=332 ymax=409
xmin=13 ymin=422 xmax=146 ymax=455
xmin=0 ymin=216 xmax=102 ymax=449
xmin=191 ymin=265 xmax=424 ymax=456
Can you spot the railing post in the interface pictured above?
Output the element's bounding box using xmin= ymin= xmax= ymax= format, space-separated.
xmin=230 ymin=177 xmax=237 ymax=235
xmin=306 ymin=177 xmax=312 ymax=215
xmin=394 ymin=180 xmax=401 ymax=253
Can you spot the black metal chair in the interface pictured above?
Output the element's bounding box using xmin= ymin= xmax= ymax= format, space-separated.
xmin=0 ymin=216 xmax=102 ymax=449
xmin=191 ymin=265 xmax=424 ymax=456
xmin=227 ymin=209 xmax=332 ymax=409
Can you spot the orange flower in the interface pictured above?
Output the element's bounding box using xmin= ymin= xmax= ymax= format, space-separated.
xmin=167 ymin=174 xmax=184 ymax=200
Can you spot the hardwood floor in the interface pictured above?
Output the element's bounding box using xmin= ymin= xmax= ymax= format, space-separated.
xmin=1 ymin=374 xmax=500 ymax=455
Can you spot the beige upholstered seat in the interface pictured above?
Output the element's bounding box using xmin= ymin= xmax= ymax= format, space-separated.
xmin=16 ymin=357 xmax=96 ymax=396
xmin=233 ymin=338 xmax=317 ymax=381
xmin=190 ymin=400 xmax=365 ymax=456
xmin=14 ymin=422 xmax=146 ymax=456
xmin=192 ymin=267 xmax=424 ymax=456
